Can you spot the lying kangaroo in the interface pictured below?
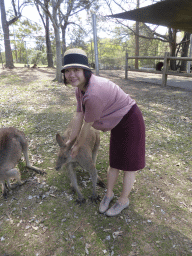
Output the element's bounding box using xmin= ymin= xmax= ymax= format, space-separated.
xmin=0 ymin=127 xmax=45 ymax=198
xmin=56 ymin=124 xmax=104 ymax=203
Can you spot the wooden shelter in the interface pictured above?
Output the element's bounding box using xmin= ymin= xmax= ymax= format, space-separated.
xmin=109 ymin=0 xmax=192 ymax=33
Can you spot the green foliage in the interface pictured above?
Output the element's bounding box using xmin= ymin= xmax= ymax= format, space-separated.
xmin=120 ymin=23 xmax=169 ymax=68
xmin=84 ymin=22 xmax=170 ymax=69
xmin=86 ymin=38 xmax=126 ymax=69
xmin=29 ymin=50 xmax=47 ymax=65
xmin=68 ymin=26 xmax=88 ymax=49
xmin=9 ymin=18 xmax=55 ymax=65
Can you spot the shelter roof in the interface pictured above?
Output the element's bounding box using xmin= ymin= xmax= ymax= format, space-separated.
xmin=109 ymin=0 xmax=192 ymax=33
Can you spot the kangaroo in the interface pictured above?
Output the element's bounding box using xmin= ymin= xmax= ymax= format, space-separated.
xmin=0 ymin=127 xmax=45 ymax=198
xmin=56 ymin=123 xmax=104 ymax=204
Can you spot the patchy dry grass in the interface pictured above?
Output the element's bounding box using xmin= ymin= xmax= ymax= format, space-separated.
xmin=0 ymin=67 xmax=192 ymax=256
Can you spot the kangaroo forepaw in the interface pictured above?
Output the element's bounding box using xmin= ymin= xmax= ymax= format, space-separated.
xmin=76 ymin=198 xmax=86 ymax=205
xmin=10 ymin=183 xmax=19 ymax=189
xmin=26 ymin=166 xmax=47 ymax=175
xmin=89 ymin=194 xmax=101 ymax=203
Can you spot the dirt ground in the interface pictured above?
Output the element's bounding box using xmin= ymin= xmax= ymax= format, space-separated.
xmin=0 ymin=67 xmax=192 ymax=256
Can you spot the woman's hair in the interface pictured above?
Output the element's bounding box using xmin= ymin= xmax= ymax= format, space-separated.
xmin=63 ymin=69 xmax=92 ymax=89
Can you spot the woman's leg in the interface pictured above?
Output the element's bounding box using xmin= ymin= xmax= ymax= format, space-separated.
xmin=106 ymin=166 xmax=119 ymax=197
xmin=118 ymin=171 xmax=135 ymax=204
xmin=99 ymin=166 xmax=119 ymax=213
xmin=105 ymin=170 xmax=136 ymax=216
xmin=105 ymin=168 xmax=135 ymax=202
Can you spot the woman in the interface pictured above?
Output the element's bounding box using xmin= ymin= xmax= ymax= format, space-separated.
xmin=61 ymin=48 xmax=145 ymax=217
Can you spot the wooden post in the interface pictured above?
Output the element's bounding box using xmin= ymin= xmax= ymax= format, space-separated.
xmin=92 ymin=14 xmax=99 ymax=76
xmin=162 ymin=52 xmax=169 ymax=86
xmin=135 ymin=0 xmax=140 ymax=69
xmin=187 ymin=34 xmax=192 ymax=73
xmin=125 ymin=52 xmax=128 ymax=80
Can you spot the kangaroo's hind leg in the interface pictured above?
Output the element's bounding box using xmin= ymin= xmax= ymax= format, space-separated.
xmin=21 ymin=140 xmax=46 ymax=175
xmin=1 ymin=169 xmax=25 ymax=198
xmin=6 ymin=168 xmax=24 ymax=189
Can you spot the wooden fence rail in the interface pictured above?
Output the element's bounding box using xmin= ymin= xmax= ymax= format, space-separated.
xmin=125 ymin=52 xmax=192 ymax=86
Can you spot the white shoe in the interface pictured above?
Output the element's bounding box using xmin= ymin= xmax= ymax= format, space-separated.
xmin=99 ymin=193 xmax=114 ymax=213
xmin=105 ymin=199 xmax=129 ymax=217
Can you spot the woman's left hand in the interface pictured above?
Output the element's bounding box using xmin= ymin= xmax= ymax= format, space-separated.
xmin=70 ymin=121 xmax=93 ymax=159
xmin=71 ymin=144 xmax=80 ymax=159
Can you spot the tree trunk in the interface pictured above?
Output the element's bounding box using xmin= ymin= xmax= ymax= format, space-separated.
xmin=36 ymin=0 xmax=54 ymax=68
xmin=45 ymin=0 xmax=53 ymax=67
xmin=61 ymin=23 xmax=67 ymax=58
xmin=180 ymin=32 xmax=191 ymax=72
xmin=0 ymin=0 xmax=14 ymax=68
xmin=169 ymin=28 xmax=177 ymax=71
xmin=15 ymin=44 xmax=18 ymax=63
xmin=54 ymin=26 xmax=62 ymax=82
xmin=52 ymin=0 xmax=62 ymax=82
xmin=45 ymin=15 xmax=54 ymax=67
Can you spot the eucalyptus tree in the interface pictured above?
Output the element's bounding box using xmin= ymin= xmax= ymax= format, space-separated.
xmin=0 ymin=0 xmax=20 ymax=67
xmin=11 ymin=19 xmax=43 ymax=64
xmin=34 ymin=0 xmax=99 ymax=82
xmin=35 ymin=0 xmax=54 ymax=67
xmin=33 ymin=0 xmax=63 ymax=81
xmin=0 ymin=0 xmax=32 ymax=68
xmin=59 ymin=0 xmax=99 ymax=55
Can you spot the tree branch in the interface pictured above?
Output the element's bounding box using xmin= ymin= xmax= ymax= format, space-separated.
xmin=35 ymin=2 xmax=46 ymax=28
xmin=112 ymin=18 xmax=170 ymax=43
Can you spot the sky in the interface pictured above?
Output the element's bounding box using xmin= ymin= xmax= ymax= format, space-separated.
xmin=0 ymin=0 xmax=168 ymax=50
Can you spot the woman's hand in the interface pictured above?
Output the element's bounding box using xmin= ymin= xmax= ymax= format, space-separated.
xmin=70 ymin=121 xmax=94 ymax=158
xmin=65 ymin=140 xmax=73 ymax=150
xmin=70 ymin=144 xmax=80 ymax=158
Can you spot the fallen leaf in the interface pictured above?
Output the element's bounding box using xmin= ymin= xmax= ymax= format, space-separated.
xmin=112 ymin=231 xmax=123 ymax=239
xmin=32 ymin=226 xmax=39 ymax=230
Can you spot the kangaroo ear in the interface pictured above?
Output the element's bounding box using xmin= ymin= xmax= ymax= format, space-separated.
xmin=56 ymin=134 xmax=66 ymax=148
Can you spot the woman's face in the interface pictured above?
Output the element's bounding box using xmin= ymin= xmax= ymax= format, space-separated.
xmin=64 ymin=68 xmax=86 ymax=90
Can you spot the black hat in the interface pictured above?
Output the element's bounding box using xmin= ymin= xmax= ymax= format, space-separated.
xmin=61 ymin=48 xmax=90 ymax=73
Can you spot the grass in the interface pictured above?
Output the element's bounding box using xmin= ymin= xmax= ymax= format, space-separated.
xmin=0 ymin=67 xmax=192 ymax=255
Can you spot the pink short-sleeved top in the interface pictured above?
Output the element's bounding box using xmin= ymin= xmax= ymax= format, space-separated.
xmin=76 ymin=74 xmax=136 ymax=132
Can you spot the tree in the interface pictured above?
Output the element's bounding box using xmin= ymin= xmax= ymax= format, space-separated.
xmin=10 ymin=19 xmax=43 ymax=64
xmin=34 ymin=0 xmax=63 ymax=81
xmin=34 ymin=0 xmax=98 ymax=82
xmin=168 ymin=28 xmax=177 ymax=70
xmin=179 ymin=32 xmax=191 ymax=72
xmin=0 ymin=0 xmax=32 ymax=68
xmin=35 ymin=0 xmax=54 ymax=67
xmin=60 ymin=0 xmax=98 ymax=55
xmin=0 ymin=0 xmax=15 ymax=68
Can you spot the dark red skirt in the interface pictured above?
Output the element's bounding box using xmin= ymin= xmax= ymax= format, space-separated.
xmin=110 ymin=104 xmax=145 ymax=171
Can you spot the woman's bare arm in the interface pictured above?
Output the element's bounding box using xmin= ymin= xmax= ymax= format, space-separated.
xmin=65 ymin=112 xmax=84 ymax=149
xmin=71 ymin=121 xmax=94 ymax=158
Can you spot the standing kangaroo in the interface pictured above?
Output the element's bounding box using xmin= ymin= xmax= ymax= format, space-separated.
xmin=0 ymin=127 xmax=45 ymax=198
xmin=56 ymin=124 xmax=104 ymax=203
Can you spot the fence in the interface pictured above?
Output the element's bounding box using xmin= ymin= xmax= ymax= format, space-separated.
xmin=125 ymin=52 xmax=192 ymax=86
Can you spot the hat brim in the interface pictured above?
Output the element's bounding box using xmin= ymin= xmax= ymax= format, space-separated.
xmin=61 ymin=63 xmax=91 ymax=73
